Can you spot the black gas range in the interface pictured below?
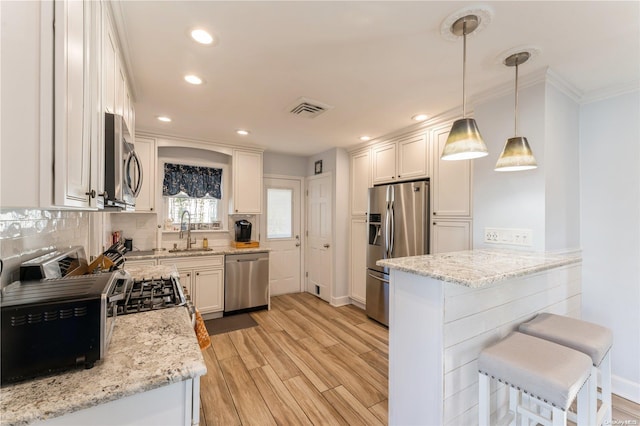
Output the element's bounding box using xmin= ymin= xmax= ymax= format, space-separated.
xmin=116 ymin=274 xmax=187 ymax=316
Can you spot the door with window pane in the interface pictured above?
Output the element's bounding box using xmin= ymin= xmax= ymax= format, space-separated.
xmin=260 ymin=177 xmax=302 ymax=295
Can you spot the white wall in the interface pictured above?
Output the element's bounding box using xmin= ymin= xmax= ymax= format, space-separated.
xmin=580 ymin=90 xmax=640 ymax=402
xmin=263 ymin=152 xmax=307 ymax=177
xmin=473 ymin=82 xmax=547 ymax=250
xmin=545 ymin=84 xmax=581 ymax=251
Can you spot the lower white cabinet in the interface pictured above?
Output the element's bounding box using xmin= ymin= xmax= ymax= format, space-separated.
xmin=431 ymin=220 xmax=471 ymax=254
xmin=159 ymin=256 xmax=224 ymax=315
xmin=349 ymin=218 xmax=367 ymax=304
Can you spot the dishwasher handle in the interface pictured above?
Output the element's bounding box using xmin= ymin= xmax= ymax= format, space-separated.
xmin=236 ymin=258 xmax=261 ymax=262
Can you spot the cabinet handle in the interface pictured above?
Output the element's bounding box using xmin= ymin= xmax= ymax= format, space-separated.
xmin=433 ymin=222 xmax=437 ymax=225
xmin=85 ymin=189 xmax=96 ymax=199
xmin=196 ymin=272 xmax=200 ymax=276
xmin=150 ymin=208 xmax=153 ymax=211
xmin=433 ymin=212 xmax=437 ymax=215
xmin=98 ymin=191 xmax=108 ymax=199
xmin=398 ymin=175 xmax=401 ymax=178
xmin=323 ymin=243 xmax=330 ymax=248
xmin=186 ymin=273 xmax=191 ymax=277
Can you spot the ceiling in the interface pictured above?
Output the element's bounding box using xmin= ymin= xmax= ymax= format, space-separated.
xmin=116 ymin=1 xmax=640 ymax=156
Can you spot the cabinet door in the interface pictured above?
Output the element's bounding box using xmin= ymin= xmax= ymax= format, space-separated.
xmin=194 ymin=268 xmax=224 ymax=314
xmin=349 ymin=218 xmax=367 ymax=304
xmin=53 ymin=0 xmax=92 ymax=208
xmin=177 ymin=268 xmax=194 ymax=301
xmin=103 ymin=16 xmax=117 ymax=114
xmin=350 ymin=149 xmax=371 ymax=216
xmin=124 ymin=259 xmax=157 ymax=268
xmin=397 ymin=134 xmax=428 ymax=180
xmin=372 ymin=143 xmax=397 ymax=184
xmin=134 ymin=137 xmax=156 ymax=212
xmin=232 ymin=150 xmax=263 ymax=214
xmin=115 ymin=57 xmax=125 ymax=117
xmin=431 ymin=220 xmax=471 ymax=254
xmin=432 ymin=125 xmax=472 ymax=217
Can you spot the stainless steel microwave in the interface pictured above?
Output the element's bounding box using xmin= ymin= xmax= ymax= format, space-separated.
xmin=104 ymin=113 xmax=142 ymax=211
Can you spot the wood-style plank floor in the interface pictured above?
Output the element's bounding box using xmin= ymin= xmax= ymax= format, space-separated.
xmin=199 ymin=292 xmax=640 ymax=426
xmin=199 ymin=292 xmax=388 ymax=426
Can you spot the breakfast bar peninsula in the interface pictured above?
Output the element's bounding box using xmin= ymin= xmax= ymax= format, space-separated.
xmin=377 ymin=249 xmax=581 ymax=425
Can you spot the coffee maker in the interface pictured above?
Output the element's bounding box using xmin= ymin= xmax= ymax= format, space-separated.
xmin=234 ymin=220 xmax=252 ymax=242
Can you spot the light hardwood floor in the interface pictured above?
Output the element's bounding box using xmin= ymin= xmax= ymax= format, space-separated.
xmin=199 ymin=292 xmax=640 ymax=426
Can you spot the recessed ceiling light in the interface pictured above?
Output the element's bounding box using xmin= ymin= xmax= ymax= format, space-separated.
xmin=184 ymin=74 xmax=203 ymax=85
xmin=236 ymin=129 xmax=250 ymax=136
xmin=360 ymin=136 xmax=371 ymax=142
xmin=157 ymin=116 xmax=172 ymax=122
xmin=190 ymin=29 xmax=213 ymax=45
xmin=412 ymin=114 xmax=428 ymax=122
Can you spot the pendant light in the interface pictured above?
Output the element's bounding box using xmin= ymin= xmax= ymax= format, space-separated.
xmin=441 ymin=15 xmax=488 ymax=161
xmin=495 ymin=52 xmax=537 ymax=171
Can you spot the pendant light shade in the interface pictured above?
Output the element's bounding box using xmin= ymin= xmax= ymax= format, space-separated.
xmin=441 ymin=118 xmax=488 ymax=160
xmin=495 ymin=52 xmax=537 ymax=172
xmin=441 ymin=15 xmax=488 ymax=161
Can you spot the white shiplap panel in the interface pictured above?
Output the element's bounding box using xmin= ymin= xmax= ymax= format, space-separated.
xmin=444 ymin=278 xmax=581 ymax=347
xmin=444 ymin=265 xmax=581 ymax=322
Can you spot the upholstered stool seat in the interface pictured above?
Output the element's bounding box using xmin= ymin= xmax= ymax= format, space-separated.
xmin=478 ymin=332 xmax=593 ymax=426
xmin=519 ymin=313 xmax=613 ymax=425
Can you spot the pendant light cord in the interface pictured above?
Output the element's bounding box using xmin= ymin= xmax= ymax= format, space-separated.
xmin=462 ymin=20 xmax=467 ymax=118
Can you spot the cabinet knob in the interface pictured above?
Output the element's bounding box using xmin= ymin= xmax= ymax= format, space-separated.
xmin=150 ymin=208 xmax=153 ymax=211
xmin=98 ymin=191 xmax=108 ymax=199
xmin=433 ymin=222 xmax=437 ymax=225
xmin=85 ymin=189 xmax=96 ymax=199
xmin=323 ymin=243 xmax=330 ymax=248
xmin=196 ymin=272 xmax=199 ymax=276
xmin=433 ymin=212 xmax=437 ymax=216
xmin=186 ymin=273 xmax=191 ymax=277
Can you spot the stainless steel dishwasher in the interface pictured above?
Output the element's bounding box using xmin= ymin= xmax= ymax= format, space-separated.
xmin=224 ymin=252 xmax=269 ymax=315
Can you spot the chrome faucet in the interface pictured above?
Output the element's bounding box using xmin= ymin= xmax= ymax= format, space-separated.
xmin=179 ymin=211 xmax=196 ymax=249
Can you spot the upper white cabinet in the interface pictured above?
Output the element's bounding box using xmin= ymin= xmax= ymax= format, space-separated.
xmin=134 ymin=137 xmax=157 ymax=212
xmin=431 ymin=124 xmax=472 ymax=217
xmin=230 ymin=150 xmax=263 ymax=214
xmin=53 ymin=0 xmax=103 ymax=209
xmin=350 ymin=148 xmax=371 ymax=216
xmin=372 ymin=133 xmax=428 ymax=184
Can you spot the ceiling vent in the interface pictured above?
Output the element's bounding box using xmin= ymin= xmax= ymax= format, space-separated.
xmin=287 ymin=97 xmax=333 ymax=119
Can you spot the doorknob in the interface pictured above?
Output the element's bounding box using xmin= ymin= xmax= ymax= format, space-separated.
xmin=323 ymin=243 xmax=330 ymax=248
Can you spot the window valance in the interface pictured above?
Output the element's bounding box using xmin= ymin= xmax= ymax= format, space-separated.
xmin=162 ymin=163 xmax=222 ymax=199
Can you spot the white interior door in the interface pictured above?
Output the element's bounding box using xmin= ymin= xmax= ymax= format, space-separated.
xmin=306 ymin=173 xmax=332 ymax=302
xmin=260 ymin=177 xmax=302 ymax=296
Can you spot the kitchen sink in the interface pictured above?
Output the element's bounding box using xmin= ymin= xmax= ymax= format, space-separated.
xmin=168 ymin=248 xmax=214 ymax=253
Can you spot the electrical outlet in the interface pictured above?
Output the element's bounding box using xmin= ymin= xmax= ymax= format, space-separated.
xmin=484 ymin=227 xmax=532 ymax=246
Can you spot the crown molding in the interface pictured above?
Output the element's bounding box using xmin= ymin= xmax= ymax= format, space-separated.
xmin=469 ymin=66 xmax=552 ymax=107
xmin=109 ymin=1 xmax=138 ymax=101
xmin=579 ymin=80 xmax=640 ymax=104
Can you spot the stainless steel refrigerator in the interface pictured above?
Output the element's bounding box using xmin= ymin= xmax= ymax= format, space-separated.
xmin=366 ymin=180 xmax=429 ymax=326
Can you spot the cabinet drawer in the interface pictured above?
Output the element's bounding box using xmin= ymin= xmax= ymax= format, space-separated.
xmin=158 ymin=255 xmax=224 ymax=269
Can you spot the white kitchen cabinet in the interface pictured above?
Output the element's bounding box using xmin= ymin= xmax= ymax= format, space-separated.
xmin=103 ymin=13 xmax=117 ymax=114
xmin=194 ymin=268 xmax=224 ymax=313
xmin=431 ymin=124 xmax=472 ymax=217
xmin=350 ymin=148 xmax=371 ymax=216
xmin=349 ymin=218 xmax=367 ymax=304
xmin=372 ymin=133 xmax=428 ymax=184
xmin=134 ymin=137 xmax=157 ymax=212
xmin=431 ymin=220 xmax=471 ymax=254
xmin=230 ymin=150 xmax=263 ymax=214
xmin=159 ymin=256 xmax=225 ymax=315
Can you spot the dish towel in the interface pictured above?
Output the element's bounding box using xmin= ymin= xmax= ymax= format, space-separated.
xmin=194 ymin=309 xmax=211 ymax=351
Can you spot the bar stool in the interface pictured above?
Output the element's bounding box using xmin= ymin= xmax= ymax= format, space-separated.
xmin=519 ymin=313 xmax=613 ymax=425
xmin=478 ymin=332 xmax=593 ymax=426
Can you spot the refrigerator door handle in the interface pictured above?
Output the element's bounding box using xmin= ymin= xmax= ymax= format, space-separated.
xmin=384 ymin=201 xmax=390 ymax=258
xmin=389 ymin=200 xmax=395 ymax=256
xmin=367 ymin=273 xmax=390 ymax=284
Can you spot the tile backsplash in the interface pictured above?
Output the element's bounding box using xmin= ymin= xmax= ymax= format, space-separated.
xmin=0 ymin=209 xmax=90 ymax=286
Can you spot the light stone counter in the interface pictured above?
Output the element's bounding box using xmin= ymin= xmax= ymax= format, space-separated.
xmin=377 ymin=248 xmax=581 ymax=288
xmin=124 ymin=246 xmax=269 ymax=261
xmin=0 ymin=307 xmax=206 ymax=426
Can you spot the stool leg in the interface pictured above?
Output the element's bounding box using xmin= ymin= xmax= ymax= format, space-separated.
xmin=601 ymin=351 xmax=612 ymax=425
xmin=479 ymin=373 xmax=491 ymax=426
xmin=577 ymin=375 xmax=591 ymax=426
xmin=589 ymin=366 xmax=597 ymax=425
xmin=509 ymin=387 xmax=518 ymax=426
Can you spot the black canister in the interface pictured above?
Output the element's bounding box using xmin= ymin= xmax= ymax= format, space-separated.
xmin=234 ymin=220 xmax=252 ymax=242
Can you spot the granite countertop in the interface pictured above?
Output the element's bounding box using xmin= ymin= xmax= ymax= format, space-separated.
xmin=0 ymin=308 xmax=207 ymax=426
xmin=377 ymin=249 xmax=581 ymax=288
xmin=125 ymin=264 xmax=177 ymax=281
xmin=125 ymin=246 xmax=269 ymax=260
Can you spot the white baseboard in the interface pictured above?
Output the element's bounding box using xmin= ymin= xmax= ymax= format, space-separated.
xmin=613 ymin=374 xmax=640 ymax=404
xmin=350 ymin=299 xmax=365 ymax=310
xmin=330 ymin=295 xmax=351 ymax=307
